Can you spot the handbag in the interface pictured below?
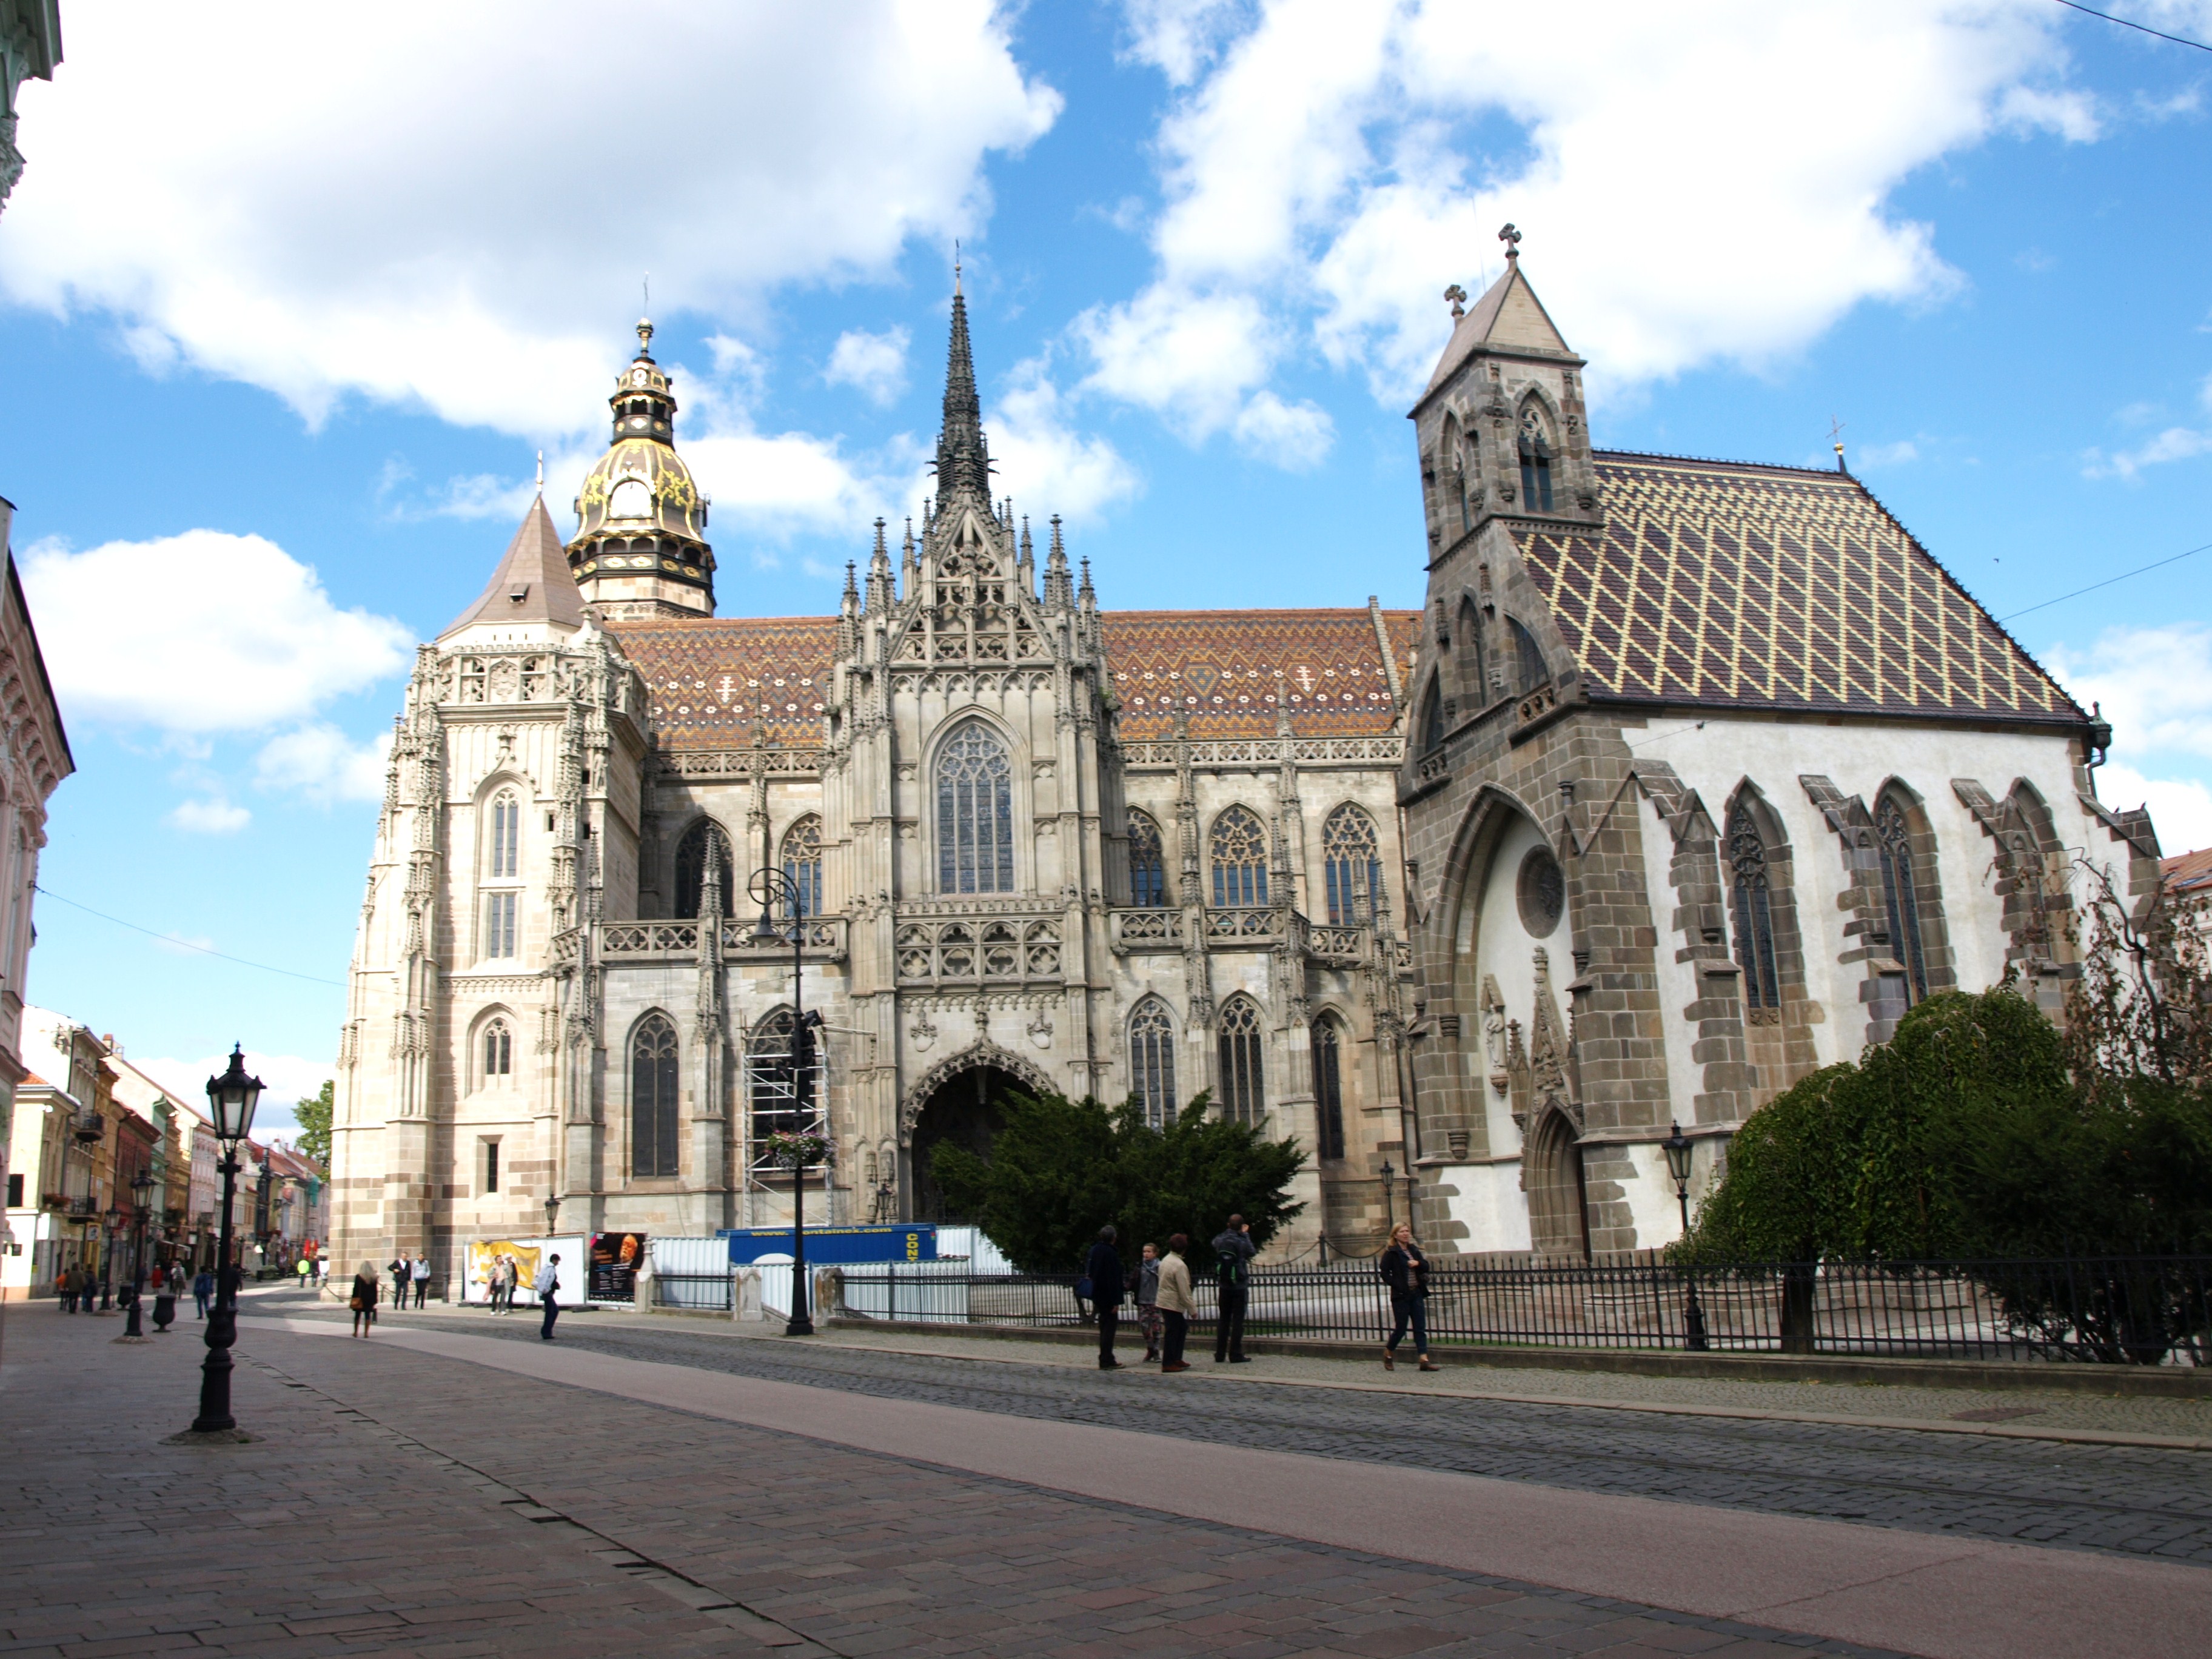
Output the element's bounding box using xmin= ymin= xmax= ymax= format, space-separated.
xmin=349 ymin=1294 xmax=365 ymax=1312
xmin=1074 ymin=1275 xmax=1093 ymax=1301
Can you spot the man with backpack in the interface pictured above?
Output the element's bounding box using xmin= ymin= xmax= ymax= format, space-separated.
xmin=1212 ymin=1215 xmax=1255 ymax=1364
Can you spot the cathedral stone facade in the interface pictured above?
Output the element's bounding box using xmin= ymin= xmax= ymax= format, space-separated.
xmin=329 ymin=256 xmax=2160 ymax=1289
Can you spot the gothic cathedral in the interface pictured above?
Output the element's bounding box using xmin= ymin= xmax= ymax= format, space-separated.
xmin=329 ymin=252 xmax=2157 ymax=1285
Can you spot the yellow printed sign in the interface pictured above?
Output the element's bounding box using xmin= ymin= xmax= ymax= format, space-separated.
xmin=468 ymin=1239 xmax=543 ymax=1298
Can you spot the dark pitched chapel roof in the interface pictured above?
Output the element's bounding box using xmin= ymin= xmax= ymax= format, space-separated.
xmin=1512 ymin=453 xmax=2085 ymax=727
xmin=441 ymin=496 xmax=587 ymax=638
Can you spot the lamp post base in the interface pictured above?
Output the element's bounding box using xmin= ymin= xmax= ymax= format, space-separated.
xmin=164 ymin=1426 xmax=258 ymax=1445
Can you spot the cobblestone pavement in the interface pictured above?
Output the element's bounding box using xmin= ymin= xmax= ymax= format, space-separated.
xmin=3 ymin=1305 xmax=1898 ymax=1659
xmin=278 ymin=1299 xmax=2212 ymax=1565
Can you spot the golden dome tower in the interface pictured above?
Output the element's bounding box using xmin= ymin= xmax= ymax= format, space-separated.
xmin=566 ymin=318 xmax=716 ymax=619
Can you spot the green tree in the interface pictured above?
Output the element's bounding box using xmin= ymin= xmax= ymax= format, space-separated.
xmin=292 ymin=1079 xmax=334 ymax=1170
xmin=931 ymin=1089 xmax=1305 ymax=1275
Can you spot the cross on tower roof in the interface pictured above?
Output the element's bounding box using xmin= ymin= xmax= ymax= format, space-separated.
xmin=1498 ymin=223 xmax=1522 ymax=261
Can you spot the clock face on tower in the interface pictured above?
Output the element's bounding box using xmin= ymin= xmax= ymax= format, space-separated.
xmin=609 ymin=477 xmax=652 ymax=520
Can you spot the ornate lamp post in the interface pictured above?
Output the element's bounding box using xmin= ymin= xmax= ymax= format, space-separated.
xmin=187 ymin=1046 xmax=263 ymax=1436
xmin=122 ymin=1168 xmax=155 ymax=1337
xmin=750 ymin=863 xmax=822 ymax=1338
xmin=544 ymin=1192 xmax=561 ymax=1235
xmin=1661 ymin=1121 xmax=1709 ymax=1352
xmin=98 ymin=1207 xmax=122 ymax=1311
xmin=1379 ymin=1159 xmax=1394 ymax=1234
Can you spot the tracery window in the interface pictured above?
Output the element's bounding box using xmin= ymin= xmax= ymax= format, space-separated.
xmin=481 ymin=789 xmax=522 ymax=960
xmin=483 ymin=893 xmax=518 ymax=959
xmin=780 ymin=816 xmax=823 ymax=920
xmin=1728 ymin=805 xmax=1781 ymax=1014
xmin=482 ymin=1019 xmax=512 ymax=1084
xmin=936 ymin=723 xmax=1014 ymax=894
xmin=488 ymin=791 xmax=520 ymax=879
xmin=1518 ymin=406 xmax=1555 ymax=512
xmin=674 ymin=819 xmax=734 ymax=920
xmin=1210 ymin=806 xmax=1269 ymax=908
xmin=1875 ymin=794 xmax=1931 ymax=1004
xmin=1217 ymin=996 xmax=1265 ymax=1125
xmin=1322 ymin=805 xmax=1382 ymax=925
xmin=629 ymin=1014 xmax=680 ymax=1179
xmin=1128 ymin=999 xmax=1178 ymax=1129
xmin=1313 ymin=1016 xmax=1347 ymax=1160
xmin=1127 ymin=809 xmax=1167 ymax=907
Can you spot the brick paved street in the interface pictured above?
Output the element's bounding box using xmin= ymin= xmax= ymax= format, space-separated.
xmin=278 ymin=1299 xmax=2212 ymax=1565
xmin=0 ymin=1301 xmax=1921 ymax=1659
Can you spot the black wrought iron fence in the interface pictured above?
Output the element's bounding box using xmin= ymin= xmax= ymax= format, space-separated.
xmin=651 ymin=1271 xmax=733 ymax=1313
xmin=834 ymin=1256 xmax=2212 ymax=1366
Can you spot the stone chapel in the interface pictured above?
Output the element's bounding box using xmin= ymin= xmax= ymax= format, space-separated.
xmin=327 ymin=250 xmax=2161 ymax=1287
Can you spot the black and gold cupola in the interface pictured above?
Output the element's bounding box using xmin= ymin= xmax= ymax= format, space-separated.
xmin=566 ymin=318 xmax=717 ymax=620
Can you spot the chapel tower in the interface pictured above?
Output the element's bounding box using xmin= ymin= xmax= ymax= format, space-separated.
xmin=566 ymin=320 xmax=717 ymax=620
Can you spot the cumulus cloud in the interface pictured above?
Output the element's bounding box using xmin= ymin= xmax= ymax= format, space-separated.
xmin=988 ymin=358 xmax=1142 ymax=523
xmin=2048 ymin=622 xmax=2212 ymax=854
xmin=2082 ymin=426 xmax=2212 ymax=481
xmin=19 ymin=531 xmax=412 ymax=732
xmin=139 ymin=1051 xmax=335 ymax=1136
xmin=256 ymin=724 xmax=395 ymax=805
xmin=1093 ymin=0 xmax=2096 ymax=448
xmin=824 ymin=326 xmax=913 ymax=406
xmin=1855 ymin=439 xmax=1921 ymax=470
xmin=0 ymin=2 xmax=1058 ymax=437
xmin=2096 ymin=765 xmax=2212 ymax=858
xmin=169 ymin=798 xmax=252 ymax=835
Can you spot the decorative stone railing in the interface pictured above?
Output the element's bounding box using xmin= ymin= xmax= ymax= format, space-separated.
xmin=1108 ymin=908 xmax=1184 ymax=952
xmin=1118 ymin=734 xmax=1405 ymax=769
xmin=1304 ymin=924 xmax=1369 ymax=964
xmin=592 ymin=917 xmax=847 ymax=964
xmin=895 ymin=913 xmax=1062 ymax=985
xmin=1205 ymin=907 xmax=1286 ymax=946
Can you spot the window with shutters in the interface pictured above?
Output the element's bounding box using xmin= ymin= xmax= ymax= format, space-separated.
xmin=1128 ymin=999 xmax=1178 ymax=1129
xmin=1216 ymin=996 xmax=1265 ymax=1125
xmin=629 ymin=1014 xmax=680 ymax=1179
xmin=1321 ymin=804 xmax=1382 ymax=925
xmin=936 ymin=723 xmax=1015 ymax=894
xmin=1127 ymin=809 xmax=1167 ymax=907
xmin=1209 ymin=806 xmax=1269 ymax=908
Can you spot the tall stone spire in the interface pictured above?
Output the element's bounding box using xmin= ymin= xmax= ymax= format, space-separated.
xmin=934 ymin=276 xmax=992 ymax=502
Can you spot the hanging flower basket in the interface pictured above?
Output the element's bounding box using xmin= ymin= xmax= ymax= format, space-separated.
xmin=763 ymin=1131 xmax=831 ymax=1169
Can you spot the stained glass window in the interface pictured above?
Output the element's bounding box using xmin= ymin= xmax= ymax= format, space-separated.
xmin=1128 ymin=809 xmax=1167 ymax=907
xmin=936 ymin=724 xmax=1014 ymax=894
xmin=630 ymin=1014 xmax=680 ymax=1179
xmin=781 ymin=815 xmax=823 ymax=919
xmin=1322 ymin=804 xmax=1382 ymax=924
xmin=1210 ymin=806 xmax=1269 ymax=908
xmin=1728 ymin=805 xmax=1781 ymax=1013
xmin=1128 ymin=999 xmax=1178 ymax=1128
xmin=1217 ymin=997 xmax=1265 ymax=1124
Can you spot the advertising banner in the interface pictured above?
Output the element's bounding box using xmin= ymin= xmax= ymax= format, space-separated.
xmin=590 ymin=1231 xmax=648 ymax=1301
xmin=721 ymin=1224 xmax=936 ymax=1266
xmin=465 ymin=1239 xmax=545 ymax=1304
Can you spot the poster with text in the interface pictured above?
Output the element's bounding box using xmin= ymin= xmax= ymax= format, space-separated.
xmin=590 ymin=1232 xmax=646 ymax=1301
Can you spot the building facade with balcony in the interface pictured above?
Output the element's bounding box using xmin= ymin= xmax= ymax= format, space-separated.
xmin=331 ymin=293 xmax=1423 ymax=1289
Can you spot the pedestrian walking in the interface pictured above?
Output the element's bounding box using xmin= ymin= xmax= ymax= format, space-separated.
xmin=1085 ymin=1225 xmax=1125 ymax=1370
xmin=389 ymin=1256 xmax=409 ymax=1309
xmin=535 ymin=1253 xmax=562 ymax=1339
xmin=1212 ymin=1213 xmax=1256 ymax=1364
xmin=192 ymin=1267 xmax=214 ymax=1319
xmin=1380 ymin=1222 xmax=1438 ymax=1372
xmin=484 ymin=1255 xmax=503 ymax=1314
xmin=350 ymin=1262 xmax=380 ymax=1337
xmin=58 ymin=1264 xmax=78 ymax=1313
xmin=411 ymin=1253 xmax=431 ymax=1308
xmin=1134 ymin=1242 xmax=1163 ymax=1362
xmin=1155 ymin=1233 xmax=1196 ymax=1372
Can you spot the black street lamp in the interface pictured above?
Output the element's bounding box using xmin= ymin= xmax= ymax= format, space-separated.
xmin=544 ymin=1191 xmax=561 ymax=1235
xmin=98 ymin=1207 xmax=122 ymax=1311
xmin=1661 ymin=1121 xmax=1709 ymax=1352
xmin=123 ymin=1168 xmax=155 ymax=1338
xmin=1379 ymin=1159 xmax=1395 ymax=1233
xmin=749 ymin=862 xmax=820 ymax=1338
xmin=188 ymin=1045 xmax=263 ymax=1436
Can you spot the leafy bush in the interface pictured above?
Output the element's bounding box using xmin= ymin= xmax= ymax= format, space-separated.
xmin=930 ymin=1090 xmax=1305 ymax=1275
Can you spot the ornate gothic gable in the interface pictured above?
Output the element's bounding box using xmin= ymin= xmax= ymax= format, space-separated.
xmin=1512 ymin=454 xmax=2086 ymax=726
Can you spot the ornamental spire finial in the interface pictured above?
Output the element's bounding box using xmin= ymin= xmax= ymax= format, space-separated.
xmin=1498 ymin=223 xmax=1521 ymax=262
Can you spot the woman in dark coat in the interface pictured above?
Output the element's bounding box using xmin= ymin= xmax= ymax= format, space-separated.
xmin=1379 ymin=1223 xmax=1438 ymax=1372
xmin=350 ymin=1262 xmax=380 ymax=1337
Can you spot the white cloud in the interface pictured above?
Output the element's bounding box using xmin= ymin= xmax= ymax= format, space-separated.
xmin=988 ymin=357 xmax=1142 ymax=522
xmin=256 ymin=724 xmax=394 ymax=805
xmin=169 ymin=798 xmax=252 ymax=835
xmin=2048 ymin=623 xmax=2212 ymax=853
xmin=0 ymin=2 xmax=1059 ymax=437
xmin=824 ymin=327 xmax=913 ymax=406
xmin=1855 ymin=439 xmax=1921 ymax=469
xmin=2083 ymin=426 xmax=2212 ymax=480
xmin=19 ymin=531 xmax=412 ymax=733
xmin=139 ymin=1051 xmax=336 ymax=1136
xmin=1091 ymin=0 xmax=2096 ymax=442
xmin=2094 ymin=765 xmax=2212 ymax=858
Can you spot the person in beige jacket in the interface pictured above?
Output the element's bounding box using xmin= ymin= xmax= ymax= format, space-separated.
xmin=1153 ymin=1233 xmax=1196 ymax=1372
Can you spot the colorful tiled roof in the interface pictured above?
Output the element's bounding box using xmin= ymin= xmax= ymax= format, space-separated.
xmin=610 ymin=607 xmax=1421 ymax=750
xmin=2162 ymin=846 xmax=2212 ymax=897
xmin=1513 ymin=454 xmax=2085 ymax=726
xmin=1102 ymin=609 xmax=1418 ymax=740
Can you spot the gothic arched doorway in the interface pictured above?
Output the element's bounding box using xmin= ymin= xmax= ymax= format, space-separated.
xmin=1524 ymin=1106 xmax=1590 ymax=1261
xmin=906 ymin=1064 xmax=1026 ymax=1222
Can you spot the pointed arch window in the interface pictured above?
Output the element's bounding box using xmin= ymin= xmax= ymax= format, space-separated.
xmin=1419 ymin=677 xmax=1446 ymax=753
xmin=1217 ymin=996 xmax=1265 ymax=1125
xmin=488 ymin=791 xmax=520 ymax=879
xmin=674 ymin=819 xmax=734 ymax=920
xmin=748 ymin=1008 xmax=813 ymax=1151
xmin=1728 ymin=805 xmax=1781 ymax=1014
xmin=1313 ymin=1016 xmax=1347 ymax=1160
xmin=780 ymin=816 xmax=823 ymax=920
xmin=1456 ymin=596 xmax=1487 ymax=706
xmin=1322 ymin=805 xmax=1382 ymax=925
xmin=1128 ymin=999 xmax=1178 ymax=1129
xmin=1127 ymin=809 xmax=1167 ymax=907
xmin=1210 ymin=806 xmax=1269 ymax=908
xmin=481 ymin=789 xmax=523 ymax=960
xmin=482 ymin=1019 xmax=512 ymax=1085
xmin=1875 ymin=794 xmax=1931 ymax=1004
xmin=1508 ymin=618 xmax=1547 ymax=697
xmin=1518 ymin=407 xmax=1554 ymax=512
xmin=936 ymin=723 xmax=1014 ymax=894
xmin=629 ymin=1014 xmax=680 ymax=1179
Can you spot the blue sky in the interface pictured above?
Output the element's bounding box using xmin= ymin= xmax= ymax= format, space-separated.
xmin=1 ymin=1 xmax=2208 ymax=1135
